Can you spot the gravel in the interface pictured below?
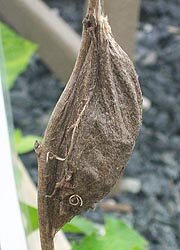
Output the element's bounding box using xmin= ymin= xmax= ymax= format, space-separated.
xmin=10 ymin=0 xmax=180 ymax=249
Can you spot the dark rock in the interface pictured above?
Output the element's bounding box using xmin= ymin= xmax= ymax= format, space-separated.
xmin=141 ymin=174 xmax=172 ymax=199
xmin=82 ymin=209 xmax=104 ymax=224
xmin=43 ymin=0 xmax=85 ymax=34
xmin=150 ymin=223 xmax=179 ymax=250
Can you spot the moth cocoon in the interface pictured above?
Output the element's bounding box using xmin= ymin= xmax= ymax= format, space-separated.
xmin=36 ymin=1 xmax=142 ymax=249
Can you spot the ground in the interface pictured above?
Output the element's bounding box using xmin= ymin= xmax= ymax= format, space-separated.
xmin=10 ymin=0 xmax=180 ymax=249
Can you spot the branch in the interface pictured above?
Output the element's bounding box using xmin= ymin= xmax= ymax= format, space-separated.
xmin=86 ymin=0 xmax=103 ymax=20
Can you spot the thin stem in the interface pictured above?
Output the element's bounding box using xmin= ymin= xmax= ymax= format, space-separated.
xmin=87 ymin=0 xmax=98 ymax=14
xmin=101 ymin=0 xmax=105 ymax=14
xmin=86 ymin=0 xmax=103 ymax=20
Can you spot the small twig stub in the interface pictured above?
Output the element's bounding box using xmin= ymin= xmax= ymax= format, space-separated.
xmin=36 ymin=0 xmax=142 ymax=249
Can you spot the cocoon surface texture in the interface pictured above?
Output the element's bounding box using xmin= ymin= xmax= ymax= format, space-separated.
xmin=35 ymin=1 xmax=143 ymax=249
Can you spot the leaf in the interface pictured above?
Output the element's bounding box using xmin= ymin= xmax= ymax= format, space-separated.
xmin=62 ymin=216 xmax=97 ymax=236
xmin=14 ymin=129 xmax=42 ymax=154
xmin=18 ymin=201 xmax=148 ymax=250
xmin=18 ymin=201 xmax=96 ymax=237
xmin=0 ymin=22 xmax=37 ymax=89
xmin=19 ymin=202 xmax=38 ymax=235
xmin=72 ymin=216 xmax=148 ymax=250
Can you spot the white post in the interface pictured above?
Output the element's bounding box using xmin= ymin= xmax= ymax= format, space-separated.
xmin=104 ymin=0 xmax=140 ymax=59
xmin=0 ymin=0 xmax=81 ymax=84
xmin=0 ymin=35 xmax=28 ymax=250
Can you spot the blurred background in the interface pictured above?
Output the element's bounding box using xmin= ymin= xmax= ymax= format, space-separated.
xmin=0 ymin=0 xmax=180 ymax=250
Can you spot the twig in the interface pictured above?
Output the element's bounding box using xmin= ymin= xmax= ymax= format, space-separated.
xmin=86 ymin=0 xmax=102 ymax=20
xmin=99 ymin=201 xmax=133 ymax=214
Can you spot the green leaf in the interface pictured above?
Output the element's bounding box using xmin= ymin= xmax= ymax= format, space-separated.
xmin=14 ymin=164 xmax=23 ymax=189
xmin=19 ymin=202 xmax=38 ymax=235
xmin=14 ymin=129 xmax=42 ymax=154
xmin=72 ymin=216 xmax=148 ymax=250
xmin=18 ymin=202 xmax=96 ymax=237
xmin=0 ymin=22 xmax=37 ymax=88
xmin=62 ymin=216 xmax=97 ymax=236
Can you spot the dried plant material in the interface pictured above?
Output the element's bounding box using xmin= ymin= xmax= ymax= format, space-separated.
xmin=35 ymin=0 xmax=142 ymax=249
